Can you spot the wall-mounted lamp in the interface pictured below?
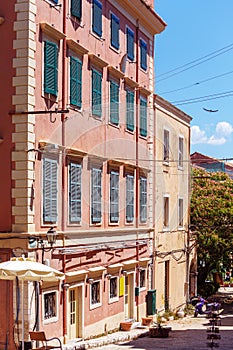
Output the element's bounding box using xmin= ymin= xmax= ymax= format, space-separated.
xmin=86 ymin=278 xmax=94 ymax=284
xmin=28 ymin=227 xmax=57 ymax=250
xmin=137 ymin=266 xmax=143 ymax=272
xmin=122 ymin=270 xmax=128 ymax=276
xmin=62 ymin=282 xmax=70 ymax=290
xmin=46 ymin=227 xmax=57 ymax=247
xmin=104 ymin=273 xmax=112 ymax=280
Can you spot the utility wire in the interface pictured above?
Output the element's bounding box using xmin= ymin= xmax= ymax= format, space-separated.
xmin=156 ymin=43 xmax=233 ymax=83
xmin=171 ymin=90 xmax=233 ymax=106
xmin=159 ymin=70 xmax=233 ymax=95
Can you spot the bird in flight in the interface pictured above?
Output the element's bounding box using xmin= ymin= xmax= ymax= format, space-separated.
xmin=203 ymin=108 xmax=219 ymax=113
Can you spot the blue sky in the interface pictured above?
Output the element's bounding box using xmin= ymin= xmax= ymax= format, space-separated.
xmin=154 ymin=1 xmax=233 ymax=161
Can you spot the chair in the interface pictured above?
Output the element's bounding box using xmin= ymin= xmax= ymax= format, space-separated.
xmin=29 ymin=331 xmax=62 ymax=350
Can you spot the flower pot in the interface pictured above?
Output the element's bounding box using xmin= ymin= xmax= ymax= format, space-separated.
xmin=141 ymin=317 xmax=153 ymax=326
xmin=120 ymin=322 xmax=132 ymax=331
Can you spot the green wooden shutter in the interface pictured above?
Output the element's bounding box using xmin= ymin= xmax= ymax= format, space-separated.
xmin=126 ymin=90 xmax=134 ymax=131
xmin=91 ymin=168 xmax=102 ymax=223
xmin=126 ymin=174 xmax=134 ymax=222
xmin=69 ymin=163 xmax=82 ymax=222
xmin=71 ymin=0 xmax=82 ymax=19
xmin=43 ymin=158 xmax=58 ymax=223
xmin=110 ymin=80 xmax=119 ymax=125
xmin=127 ymin=28 xmax=134 ymax=61
xmin=110 ymin=171 xmax=119 ymax=222
xmin=92 ymin=69 xmax=102 ymax=117
xmin=111 ymin=14 xmax=119 ymax=49
xmin=140 ymin=177 xmax=147 ymax=223
xmin=140 ymin=39 xmax=147 ymax=70
xmin=92 ymin=0 xmax=102 ymax=36
xmin=140 ymin=97 xmax=147 ymax=137
xmin=44 ymin=41 xmax=58 ymax=96
xmin=70 ymin=56 xmax=82 ymax=107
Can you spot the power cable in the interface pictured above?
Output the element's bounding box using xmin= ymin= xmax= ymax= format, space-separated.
xmin=171 ymin=90 xmax=233 ymax=106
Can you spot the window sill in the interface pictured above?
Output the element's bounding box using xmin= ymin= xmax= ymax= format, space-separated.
xmin=109 ymin=296 xmax=119 ymax=304
xmin=43 ymin=316 xmax=58 ymax=325
xmin=90 ymin=303 xmax=102 ymax=310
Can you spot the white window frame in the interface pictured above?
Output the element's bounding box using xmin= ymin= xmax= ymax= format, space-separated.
xmin=90 ymin=279 xmax=102 ymax=309
xmin=178 ymin=136 xmax=184 ymax=169
xmin=42 ymin=290 xmax=58 ymax=324
xmin=163 ymin=129 xmax=170 ymax=164
xmin=139 ymin=268 xmax=147 ymax=291
xmin=163 ymin=194 xmax=170 ymax=230
xmin=109 ymin=276 xmax=119 ymax=303
xmin=178 ymin=197 xmax=184 ymax=228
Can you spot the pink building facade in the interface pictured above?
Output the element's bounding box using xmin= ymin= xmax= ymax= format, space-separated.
xmin=0 ymin=0 xmax=166 ymax=348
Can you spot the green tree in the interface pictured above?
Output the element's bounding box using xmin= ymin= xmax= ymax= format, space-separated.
xmin=190 ymin=167 xmax=233 ymax=295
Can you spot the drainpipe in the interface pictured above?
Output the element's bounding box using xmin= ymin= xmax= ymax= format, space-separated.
xmin=62 ymin=0 xmax=67 ymax=343
xmin=186 ymin=125 xmax=191 ymax=303
xmin=135 ymin=18 xmax=140 ymax=322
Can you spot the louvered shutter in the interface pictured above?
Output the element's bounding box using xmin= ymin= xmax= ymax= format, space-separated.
xmin=43 ymin=158 xmax=58 ymax=223
xmin=140 ymin=177 xmax=147 ymax=223
xmin=111 ymin=14 xmax=119 ymax=49
xmin=110 ymin=80 xmax=119 ymax=125
xmin=44 ymin=41 xmax=58 ymax=96
xmin=140 ymin=39 xmax=147 ymax=70
xmin=110 ymin=171 xmax=119 ymax=222
xmin=126 ymin=90 xmax=134 ymax=131
xmin=91 ymin=168 xmax=102 ymax=223
xmin=127 ymin=28 xmax=134 ymax=61
xmin=140 ymin=97 xmax=147 ymax=137
xmin=70 ymin=57 xmax=82 ymax=107
xmin=71 ymin=0 xmax=82 ymax=19
xmin=92 ymin=0 xmax=102 ymax=36
xmin=126 ymin=174 xmax=134 ymax=222
xmin=92 ymin=69 xmax=102 ymax=117
xmin=69 ymin=163 xmax=81 ymax=222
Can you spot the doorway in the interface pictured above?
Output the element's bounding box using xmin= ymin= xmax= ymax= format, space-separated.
xmin=124 ymin=273 xmax=134 ymax=320
xmin=68 ymin=285 xmax=83 ymax=340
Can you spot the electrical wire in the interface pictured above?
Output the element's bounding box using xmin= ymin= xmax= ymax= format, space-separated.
xmin=171 ymin=90 xmax=233 ymax=106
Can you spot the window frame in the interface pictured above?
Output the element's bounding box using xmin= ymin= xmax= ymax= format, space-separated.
xmin=44 ymin=40 xmax=58 ymax=96
xmin=69 ymin=161 xmax=82 ymax=224
xmin=92 ymin=68 xmax=102 ymax=117
xmin=70 ymin=56 xmax=82 ymax=108
xmin=70 ymin=0 xmax=82 ymax=20
xmin=178 ymin=197 xmax=184 ymax=228
xmin=110 ymin=170 xmax=119 ymax=223
xmin=109 ymin=79 xmax=119 ymax=126
xmin=139 ymin=176 xmax=147 ymax=223
xmin=126 ymin=173 xmax=134 ymax=223
xmin=42 ymin=290 xmax=58 ymax=324
xmin=126 ymin=89 xmax=134 ymax=132
xmin=163 ymin=129 xmax=170 ymax=163
xmin=126 ymin=27 xmax=134 ymax=61
xmin=43 ymin=157 xmax=58 ymax=224
xmin=163 ymin=194 xmax=170 ymax=230
xmin=140 ymin=39 xmax=147 ymax=71
xmin=139 ymin=96 xmax=147 ymax=137
xmin=91 ymin=167 xmax=102 ymax=224
xmin=92 ymin=0 xmax=102 ymax=37
xmin=110 ymin=13 xmax=120 ymax=50
xmin=109 ymin=276 xmax=119 ymax=303
xmin=178 ymin=136 xmax=184 ymax=169
xmin=139 ymin=268 xmax=146 ymax=290
xmin=90 ymin=280 xmax=102 ymax=309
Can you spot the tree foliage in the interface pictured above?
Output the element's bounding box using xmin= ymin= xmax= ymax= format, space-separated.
xmin=190 ymin=167 xmax=233 ymax=294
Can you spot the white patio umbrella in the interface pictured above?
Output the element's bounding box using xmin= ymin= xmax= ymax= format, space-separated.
xmin=0 ymin=257 xmax=64 ymax=350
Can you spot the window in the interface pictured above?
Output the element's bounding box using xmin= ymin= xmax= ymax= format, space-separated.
xmin=110 ymin=13 xmax=119 ymax=50
xmin=71 ymin=0 xmax=82 ymax=19
xmin=140 ymin=39 xmax=147 ymax=70
xmin=126 ymin=174 xmax=134 ymax=223
xmin=44 ymin=41 xmax=58 ymax=96
xmin=163 ymin=195 xmax=169 ymax=229
xmin=126 ymin=90 xmax=134 ymax=131
xmin=140 ymin=176 xmax=147 ymax=223
xmin=110 ymin=80 xmax=119 ymax=125
xmin=110 ymin=170 xmax=119 ymax=223
xmin=43 ymin=158 xmax=58 ymax=224
xmin=178 ymin=136 xmax=184 ymax=168
xmin=163 ymin=129 xmax=169 ymax=162
xmin=126 ymin=27 xmax=134 ymax=61
xmin=109 ymin=276 xmax=118 ymax=301
xmin=69 ymin=162 xmax=81 ymax=223
xmin=92 ymin=0 xmax=102 ymax=37
xmin=139 ymin=268 xmax=146 ymax=289
xmin=91 ymin=167 xmax=102 ymax=223
xmin=70 ymin=56 xmax=82 ymax=108
xmin=140 ymin=97 xmax=147 ymax=137
xmin=178 ymin=197 xmax=184 ymax=227
xmin=90 ymin=281 xmax=101 ymax=308
xmin=92 ymin=68 xmax=102 ymax=117
xmin=43 ymin=291 xmax=58 ymax=323
xmin=69 ymin=289 xmax=76 ymax=325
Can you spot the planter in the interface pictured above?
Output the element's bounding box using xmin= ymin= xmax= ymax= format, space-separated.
xmin=120 ymin=322 xmax=132 ymax=331
xmin=141 ymin=317 xmax=153 ymax=326
xmin=149 ymin=325 xmax=171 ymax=338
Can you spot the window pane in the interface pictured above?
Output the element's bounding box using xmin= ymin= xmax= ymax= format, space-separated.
xmin=179 ymin=198 xmax=184 ymax=227
xmin=91 ymin=168 xmax=102 ymax=223
xmin=92 ymin=69 xmax=102 ymax=117
xmin=164 ymin=197 xmax=169 ymax=228
xmin=140 ymin=177 xmax=147 ymax=223
xmin=43 ymin=158 xmax=58 ymax=223
xmin=71 ymin=0 xmax=82 ymax=19
xmin=126 ymin=174 xmax=134 ymax=222
xmin=92 ymin=0 xmax=102 ymax=36
xmin=127 ymin=28 xmax=134 ymax=61
xmin=91 ymin=281 xmax=100 ymax=304
xmin=44 ymin=41 xmax=58 ymax=96
xmin=140 ymin=97 xmax=147 ymax=137
xmin=164 ymin=130 xmax=169 ymax=162
xmin=126 ymin=90 xmax=134 ymax=131
xmin=44 ymin=292 xmax=56 ymax=320
xmin=111 ymin=14 xmax=119 ymax=49
xmin=110 ymin=171 xmax=119 ymax=222
xmin=178 ymin=137 xmax=184 ymax=167
xmin=110 ymin=80 xmax=119 ymax=125
xmin=70 ymin=57 xmax=82 ymax=107
xmin=69 ymin=162 xmax=82 ymax=222
xmin=140 ymin=39 xmax=147 ymax=70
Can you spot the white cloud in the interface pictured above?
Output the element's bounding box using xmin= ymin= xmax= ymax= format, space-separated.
xmin=191 ymin=125 xmax=207 ymax=144
xmin=215 ymin=121 xmax=233 ymax=137
xmin=207 ymin=135 xmax=226 ymax=145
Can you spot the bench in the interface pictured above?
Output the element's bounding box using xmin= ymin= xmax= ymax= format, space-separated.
xmin=29 ymin=331 xmax=62 ymax=350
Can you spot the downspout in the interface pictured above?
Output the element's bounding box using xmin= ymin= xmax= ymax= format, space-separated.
xmin=186 ymin=124 xmax=191 ymax=303
xmin=152 ymin=96 xmax=156 ymax=290
xmin=135 ymin=18 xmax=140 ymax=322
xmin=62 ymin=0 xmax=67 ymax=343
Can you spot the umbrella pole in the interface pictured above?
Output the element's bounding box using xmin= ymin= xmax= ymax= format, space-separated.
xmin=21 ymin=280 xmax=24 ymax=350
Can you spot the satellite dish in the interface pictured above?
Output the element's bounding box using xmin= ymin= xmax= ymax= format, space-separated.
xmin=120 ymin=53 xmax=127 ymax=73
